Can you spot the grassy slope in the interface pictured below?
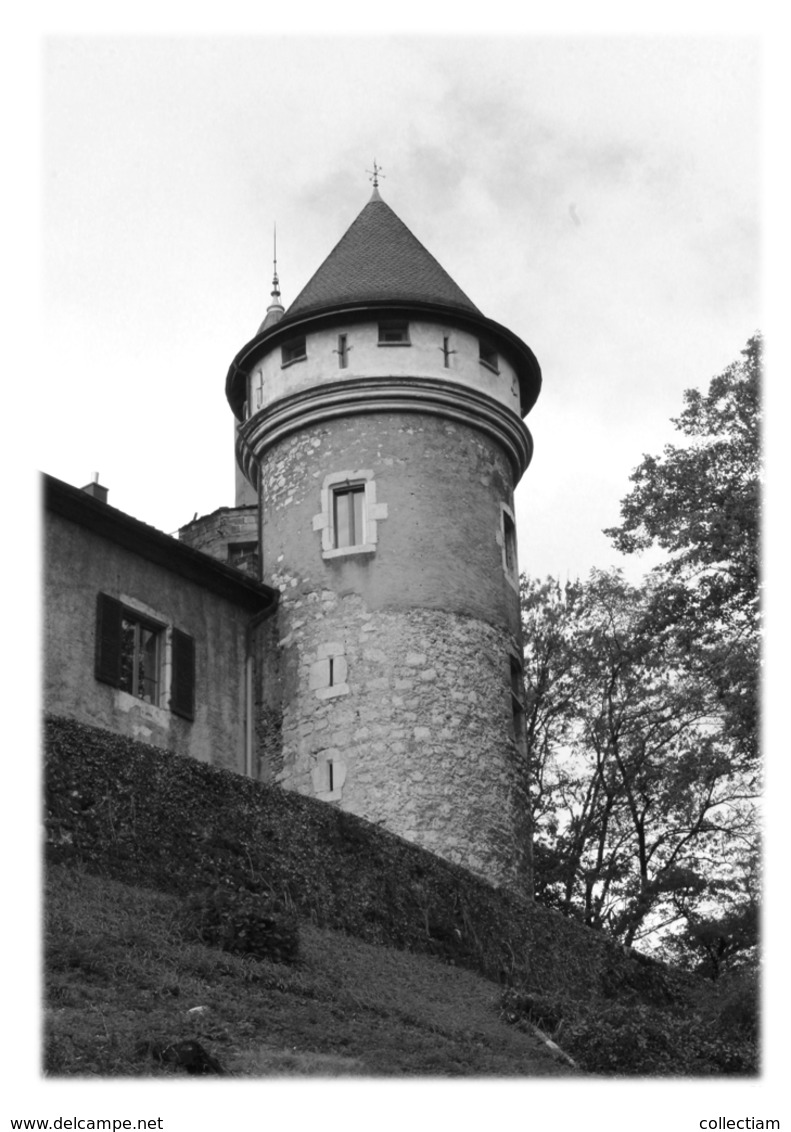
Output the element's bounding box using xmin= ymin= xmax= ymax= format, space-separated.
xmin=44 ymin=865 xmax=576 ymax=1078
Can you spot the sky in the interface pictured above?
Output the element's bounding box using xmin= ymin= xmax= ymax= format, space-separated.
xmin=7 ymin=12 xmax=789 ymax=1130
xmin=39 ymin=35 xmax=761 ymax=585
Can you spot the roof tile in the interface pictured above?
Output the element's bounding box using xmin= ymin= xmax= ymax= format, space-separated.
xmin=284 ymin=195 xmax=481 ymax=319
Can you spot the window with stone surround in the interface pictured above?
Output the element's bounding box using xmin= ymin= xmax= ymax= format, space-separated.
xmin=311 ymin=750 xmax=346 ymax=801
xmin=313 ymin=470 xmax=388 ymax=559
xmin=497 ymin=503 xmax=520 ymax=592
xmin=95 ymin=593 xmax=195 ymax=720
xmin=309 ymin=641 xmax=349 ymax=700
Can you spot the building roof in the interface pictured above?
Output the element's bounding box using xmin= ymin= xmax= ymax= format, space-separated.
xmin=43 ymin=474 xmax=279 ymax=615
xmin=283 ymin=191 xmax=481 ymax=320
xmin=226 ymin=191 xmax=542 ymax=419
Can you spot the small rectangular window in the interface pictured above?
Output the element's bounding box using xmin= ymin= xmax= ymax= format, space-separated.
xmin=378 ymin=320 xmax=410 ymax=345
xmin=337 ymin=333 xmax=349 ymax=368
xmin=479 ymin=341 xmax=499 ymax=373
xmin=333 ymin=483 xmax=366 ymax=548
xmin=227 ymin=541 xmax=259 ymax=575
xmin=281 ymin=336 xmax=307 ymax=366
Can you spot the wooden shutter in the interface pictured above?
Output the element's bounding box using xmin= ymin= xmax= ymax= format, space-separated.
xmin=171 ymin=628 xmax=196 ymax=721
xmin=95 ymin=593 xmax=123 ymax=687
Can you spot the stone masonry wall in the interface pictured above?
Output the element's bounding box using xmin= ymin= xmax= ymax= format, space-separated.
xmin=179 ymin=505 xmax=259 ymax=577
xmin=255 ymin=410 xmax=531 ymax=890
xmin=258 ymin=410 xmax=523 ymax=632
xmin=272 ymin=592 xmax=531 ymax=890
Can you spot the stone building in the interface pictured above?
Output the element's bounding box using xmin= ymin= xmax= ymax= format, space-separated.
xmin=45 ymin=184 xmax=542 ymax=892
xmin=44 ymin=474 xmax=278 ymax=773
xmin=183 ymin=184 xmax=543 ymax=889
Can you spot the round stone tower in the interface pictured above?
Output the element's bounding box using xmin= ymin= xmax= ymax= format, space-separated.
xmin=226 ymin=185 xmax=542 ymax=891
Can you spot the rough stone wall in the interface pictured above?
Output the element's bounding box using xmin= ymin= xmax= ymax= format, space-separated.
xmin=178 ymin=505 xmax=259 ymax=577
xmin=259 ymin=411 xmax=522 ymax=632
xmin=256 ymin=410 xmax=531 ymax=889
xmin=273 ymin=594 xmax=530 ymax=889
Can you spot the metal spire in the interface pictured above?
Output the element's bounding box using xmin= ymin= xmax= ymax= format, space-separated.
xmin=367 ymin=159 xmax=385 ymax=200
xmin=270 ymin=223 xmax=281 ymax=303
xmin=261 ymin=222 xmax=285 ymax=329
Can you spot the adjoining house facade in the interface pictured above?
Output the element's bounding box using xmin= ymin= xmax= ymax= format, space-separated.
xmin=45 ymin=185 xmax=543 ymax=892
xmin=43 ymin=474 xmax=278 ymax=775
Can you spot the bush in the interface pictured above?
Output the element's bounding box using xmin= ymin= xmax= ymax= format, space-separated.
xmin=500 ymin=989 xmax=758 ymax=1076
xmin=183 ymin=886 xmax=300 ymax=965
xmin=500 ymin=989 xmax=567 ymax=1033
xmin=47 ymin=713 xmax=759 ymax=1077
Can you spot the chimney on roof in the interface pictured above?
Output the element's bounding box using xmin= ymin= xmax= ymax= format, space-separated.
xmin=80 ymin=472 xmax=108 ymax=505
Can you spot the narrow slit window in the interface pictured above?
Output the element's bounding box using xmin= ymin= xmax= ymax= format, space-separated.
xmin=510 ymin=656 xmax=527 ymax=745
xmin=503 ymin=511 xmax=518 ymax=580
xmin=337 ymin=333 xmax=349 ymax=368
xmin=328 ymin=657 xmax=335 ymax=686
xmin=333 ymin=484 xmax=366 ymax=548
xmin=328 ymin=761 xmax=334 ymax=792
xmin=441 ymin=335 xmax=454 ymax=368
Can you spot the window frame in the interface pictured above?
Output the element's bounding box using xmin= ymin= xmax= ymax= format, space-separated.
xmin=95 ymin=592 xmax=195 ymax=721
xmin=119 ymin=610 xmax=163 ymax=704
xmin=377 ymin=320 xmax=411 ymax=346
xmin=498 ymin=503 xmax=520 ymax=592
xmin=227 ymin=541 xmax=259 ymax=575
xmin=332 ymin=482 xmax=366 ymax=550
xmin=312 ymin=470 xmax=388 ymax=560
xmin=479 ymin=340 xmax=500 ymax=374
xmin=281 ymin=335 xmax=307 ymax=367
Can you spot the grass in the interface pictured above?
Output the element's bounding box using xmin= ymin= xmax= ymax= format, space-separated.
xmin=44 ymin=864 xmax=577 ymax=1078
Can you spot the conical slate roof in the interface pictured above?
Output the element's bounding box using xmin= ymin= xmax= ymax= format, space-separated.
xmin=283 ymin=191 xmax=481 ymax=319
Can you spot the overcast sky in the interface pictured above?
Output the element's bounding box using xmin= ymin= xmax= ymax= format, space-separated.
xmin=40 ymin=35 xmax=760 ymax=584
xmin=7 ymin=12 xmax=788 ymax=1126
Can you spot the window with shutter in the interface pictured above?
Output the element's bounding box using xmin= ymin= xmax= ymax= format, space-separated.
xmin=171 ymin=628 xmax=196 ymax=721
xmin=94 ymin=593 xmax=194 ymax=721
xmin=95 ymin=593 xmax=123 ymax=686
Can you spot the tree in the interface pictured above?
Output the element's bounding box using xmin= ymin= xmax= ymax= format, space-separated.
xmin=524 ymin=337 xmax=762 ymax=948
xmin=605 ymin=334 xmax=761 ymax=765
xmin=524 ymin=570 xmax=756 ymax=948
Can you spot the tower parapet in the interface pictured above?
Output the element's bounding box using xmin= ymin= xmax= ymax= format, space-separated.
xmin=226 ymin=189 xmax=542 ymax=891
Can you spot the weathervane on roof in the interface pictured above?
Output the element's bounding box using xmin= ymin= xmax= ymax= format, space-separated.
xmin=271 ymin=223 xmax=281 ymax=301
xmin=367 ymin=160 xmax=385 ymax=189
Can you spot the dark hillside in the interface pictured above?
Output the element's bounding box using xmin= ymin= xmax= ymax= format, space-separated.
xmin=45 ymin=865 xmax=573 ymax=1076
xmin=44 ymin=715 xmax=756 ymax=1075
xmin=44 ymin=715 xmax=680 ymax=1000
